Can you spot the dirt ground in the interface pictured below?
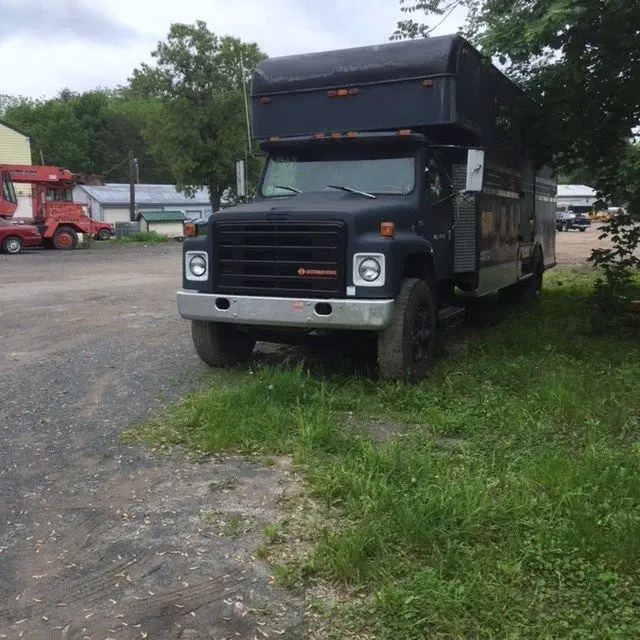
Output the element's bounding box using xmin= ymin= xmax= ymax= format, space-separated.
xmin=0 ymin=244 xmax=306 ymax=640
xmin=0 ymin=230 xmax=602 ymax=639
xmin=554 ymin=224 xmax=611 ymax=269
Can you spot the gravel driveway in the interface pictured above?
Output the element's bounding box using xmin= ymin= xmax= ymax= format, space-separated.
xmin=0 ymin=231 xmax=605 ymax=638
xmin=0 ymin=244 xmax=303 ymax=640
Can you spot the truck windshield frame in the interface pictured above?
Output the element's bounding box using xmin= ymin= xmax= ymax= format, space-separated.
xmin=260 ymin=146 xmax=417 ymax=198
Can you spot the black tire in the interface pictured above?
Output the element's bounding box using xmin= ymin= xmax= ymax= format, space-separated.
xmin=579 ymin=227 xmax=586 ymax=232
xmin=97 ymin=228 xmax=111 ymax=240
xmin=524 ymin=250 xmax=544 ymax=300
xmin=2 ymin=236 xmax=23 ymax=255
xmin=52 ymin=226 xmax=78 ymax=250
xmin=378 ymin=278 xmax=438 ymax=383
xmin=562 ymin=222 xmax=569 ymax=232
xmin=191 ymin=321 xmax=256 ymax=367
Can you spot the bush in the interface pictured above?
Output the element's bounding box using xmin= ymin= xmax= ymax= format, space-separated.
xmin=588 ymin=212 xmax=640 ymax=323
xmin=116 ymin=231 xmax=169 ymax=244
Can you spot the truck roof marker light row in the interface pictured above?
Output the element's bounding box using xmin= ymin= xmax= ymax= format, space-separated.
xmin=380 ymin=222 xmax=396 ymax=238
xmin=311 ymin=131 xmax=359 ymax=140
xmin=327 ymin=88 xmax=360 ymax=97
xmin=422 ymin=79 xmax=435 ymax=88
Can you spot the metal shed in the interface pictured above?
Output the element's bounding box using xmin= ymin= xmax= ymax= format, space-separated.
xmin=139 ymin=210 xmax=186 ymax=237
xmin=72 ymin=183 xmax=213 ymax=224
xmin=556 ymin=184 xmax=598 ymax=210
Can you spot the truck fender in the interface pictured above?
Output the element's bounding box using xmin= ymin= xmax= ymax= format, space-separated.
xmin=353 ymin=231 xmax=435 ymax=297
xmin=387 ymin=232 xmax=436 ymax=296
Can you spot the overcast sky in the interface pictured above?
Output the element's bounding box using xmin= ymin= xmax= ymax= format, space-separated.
xmin=0 ymin=0 xmax=466 ymax=98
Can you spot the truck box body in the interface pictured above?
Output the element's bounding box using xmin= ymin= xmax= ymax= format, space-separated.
xmin=178 ymin=35 xmax=557 ymax=381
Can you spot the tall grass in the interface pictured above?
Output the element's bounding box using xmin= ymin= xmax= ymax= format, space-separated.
xmin=126 ymin=272 xmax=640 ymax=639
xmin=115 ymin=231 xmax=169 ymax=244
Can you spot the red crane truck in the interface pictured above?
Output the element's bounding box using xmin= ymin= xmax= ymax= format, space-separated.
xmin=0 ymin=165 xmax=113 ymax=249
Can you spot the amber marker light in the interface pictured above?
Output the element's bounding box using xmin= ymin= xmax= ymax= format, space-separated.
xmin=380 ymin=222 xmax=396 ymax=238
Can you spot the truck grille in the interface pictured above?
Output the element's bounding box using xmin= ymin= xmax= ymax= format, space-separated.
xmin=214 ymin=221 xmax=345 ymax=298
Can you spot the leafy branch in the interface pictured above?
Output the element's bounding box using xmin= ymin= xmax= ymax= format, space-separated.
xmin=588 ymin=213 xmax=640 ymax=316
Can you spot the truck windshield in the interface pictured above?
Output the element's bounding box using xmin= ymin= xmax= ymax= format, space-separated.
xmin=261 ymin=148 xmax=415 ymax=197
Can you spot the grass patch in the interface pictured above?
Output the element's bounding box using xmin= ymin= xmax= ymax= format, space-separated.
xmin=115 ymin=231 xmax=169 ymax=244
xmin=224 ymin=514 xmax=248 ymax=537
xmin=208 ymin=477 xmax=237 ymax=491
xmin=126 ymin=271 xmax=640 ymax=639
xmin=264 ymin=522 xmax=285 ymax=544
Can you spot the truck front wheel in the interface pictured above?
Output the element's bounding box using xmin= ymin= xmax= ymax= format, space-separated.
xmin=52 ymin=226 xmax=78 ymax=250
xmin=378 ymin=278 xmax=438 ymax=383
xmin=191 ymin=321 xmax=256 ymax=367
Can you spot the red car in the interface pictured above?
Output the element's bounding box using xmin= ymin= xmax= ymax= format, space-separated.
xmin=0 ymin=218 xmax=42 ymax=254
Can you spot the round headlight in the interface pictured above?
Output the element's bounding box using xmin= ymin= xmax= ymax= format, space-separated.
xmin=189 ymin=255 xmax=207 ymax=277
xmin=358 ymin=258 xmax=381 ymax=282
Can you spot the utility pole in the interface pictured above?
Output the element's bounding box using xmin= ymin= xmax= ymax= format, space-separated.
xmin=129 ymin=149 xmax=136 ymax=222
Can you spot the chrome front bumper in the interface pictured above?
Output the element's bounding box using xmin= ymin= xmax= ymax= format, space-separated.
xmin=177 ymin=290 xmax=394 ymax=330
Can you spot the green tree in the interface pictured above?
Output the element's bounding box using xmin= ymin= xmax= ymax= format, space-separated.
xmin=101 ymin=94 xmax=174 ymax=183
xmin=0 ymin=94 xmax=27 ymax=118
xmin=3 ymin=90 xmax=173 ymax=182
xmin=128 ymin=21 xmax=266 ymax=210
xmin=392 ymin=0 xmax=640 ymax=200
xmin=613 ymin=142 xmax=640 ymax=216
xmin=6 ymin=93 xmax=91 ymax=169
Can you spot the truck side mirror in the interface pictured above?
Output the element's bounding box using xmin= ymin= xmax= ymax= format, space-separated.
xmin=465 ymin=149 xmax=485 ymax=192
xmin=236 ymin=159 xmax=247 ymax=198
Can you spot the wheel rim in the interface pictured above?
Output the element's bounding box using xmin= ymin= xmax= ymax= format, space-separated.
xmin=6 ymin=238 xmax=20 ymax=253
xmin=410 ymin=302 xmax=432 ymax=363
xmin=57 ymin=232 xmax=73 ymax=247
xmin=99 ymin=230 xmax=109 ymax=239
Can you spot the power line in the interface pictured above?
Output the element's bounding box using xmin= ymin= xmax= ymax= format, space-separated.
xmin=102 ymin=157 xmax=129 ymax=175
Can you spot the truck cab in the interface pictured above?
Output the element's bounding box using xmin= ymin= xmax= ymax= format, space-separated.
xmin=178 ymin=35 xmax=556 ymax=382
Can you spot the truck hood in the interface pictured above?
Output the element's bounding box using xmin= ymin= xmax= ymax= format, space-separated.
xmin=214 ymin=192 xmax=416 ymax=230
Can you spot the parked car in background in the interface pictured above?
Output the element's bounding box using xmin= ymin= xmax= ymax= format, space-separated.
xmin=556 ymin=211 xmax=576 ymax=231
xmin=571 ymin=215 xmax=591 ymax=232
xmin=0 ymin=218 xmax=42 ymax=254
xmin=92 ymin=221 xmax=115 ymax=240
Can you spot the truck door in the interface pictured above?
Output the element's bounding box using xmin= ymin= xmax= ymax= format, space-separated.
xmin=0 ymin=170 xmax=18 ymax=218
xmin=520 ymin=153 xmax=535 ymax=245
xmin=421 ymin=152 xmax=454 ymax=279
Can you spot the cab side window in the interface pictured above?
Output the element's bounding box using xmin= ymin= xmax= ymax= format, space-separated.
xmin=424 ymin=155 xmax=449 ymax=205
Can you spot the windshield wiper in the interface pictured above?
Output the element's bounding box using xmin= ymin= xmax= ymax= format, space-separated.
xmin=272 ymin=185 xmax=302 ymax=194
xmin=326 ymin=184 xmax=376 ymax=200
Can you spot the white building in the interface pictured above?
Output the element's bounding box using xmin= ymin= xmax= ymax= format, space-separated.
xmin=72 ymin=183 xmax=213 ymax=224
xmin=556 ymin=184 xmax=599 ymax=212
xmin=0 ymin=119 xmax=33 ymax=217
